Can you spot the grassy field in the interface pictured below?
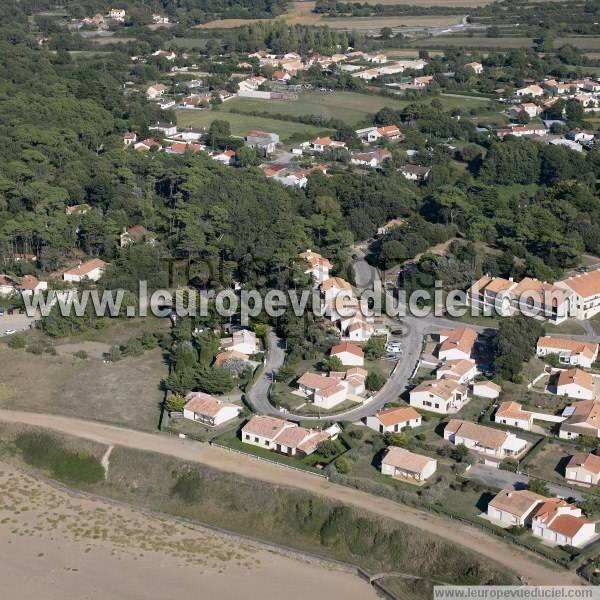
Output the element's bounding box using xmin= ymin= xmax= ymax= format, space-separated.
xmin=0 ymin=343 xmax=166 ymax=431
xmin=221 ymin=90 xmax=492 ymax=128
xmin=175 ymin=107 xmax=330 ymax=141
xmin=413 ymin=35 xmax=600 ymax=50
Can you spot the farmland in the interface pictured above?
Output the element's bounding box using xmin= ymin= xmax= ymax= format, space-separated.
xmin=412 ymin=35 xmax=600 ymax=50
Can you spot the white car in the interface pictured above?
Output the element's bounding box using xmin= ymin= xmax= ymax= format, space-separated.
xmin=3 ymin=329 xmax=16 ymax=336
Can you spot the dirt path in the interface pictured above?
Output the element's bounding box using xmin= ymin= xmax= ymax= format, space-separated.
xmin=0 ymin=409 xmax=584 ymax=586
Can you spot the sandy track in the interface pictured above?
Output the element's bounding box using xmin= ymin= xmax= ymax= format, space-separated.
xmin=0 ymin=463 xmax=375 ymax=600
xmin=0 ymin=408 xmax=584 ymax=586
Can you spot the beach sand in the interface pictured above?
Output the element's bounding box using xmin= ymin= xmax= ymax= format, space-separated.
xmin=0 ymin=463 xmax=376 ymax=600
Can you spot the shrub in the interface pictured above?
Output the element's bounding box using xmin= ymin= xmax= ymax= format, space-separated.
xmin=45 ymin=346 xmax=57 ymax=355
xmin=335 ymin=457 xmax=351 ymax=474
xmin=26 ymin=342 xmax=45 ymax=355
xmin=165 ymin=393 xmax=186 ymax=413
xmin=8 ymin=335 xmax=25 ymax=349
xmin=171 ymin=470 xmax=204 ymax=503
xmin=74 ymin=350 xmax=88 ymax=360
xmin=366 ymin=371 xmax=385 ymax=391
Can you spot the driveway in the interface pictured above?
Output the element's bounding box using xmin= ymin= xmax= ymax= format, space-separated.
xmin=467 ymin=464 xmax=583 ymax=501
xmin=0 ymin=312 xmax=36 ymax=337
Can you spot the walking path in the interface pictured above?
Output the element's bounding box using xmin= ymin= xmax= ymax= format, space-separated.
xmin=0 ymin=409 xmax=583 ymax=586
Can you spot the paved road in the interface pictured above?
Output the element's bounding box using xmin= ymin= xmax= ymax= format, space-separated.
xmin=0 ymin=313 xmax=36 ymax=336
xmin=246 ymin=330 xmax=286 ymax=415
xmin=467 ymin=464 xmax=584 ymax=502
xmin=0 ymin=409 xmax=583 ymax=586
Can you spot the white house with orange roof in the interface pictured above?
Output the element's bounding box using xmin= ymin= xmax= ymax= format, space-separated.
xmin=183 ymin=392 xmax=241 ymax=426
xmin=557 ymin=268 xmax=600 ymax=320
xmin=376 ymin=125 xmax=402 ymax=140
xmin=515 ymin=84 xmax=544 ymax=97
xmin=366 ymin=406 xmax=422 ymax=434
xmin=63 ymin=258 xmax=107 ymax=283
xmin=330 ymin=342 xmax=364 ymax=366
xmin=410 ymin=379 xmax=469 ymax=414
xmin=494 ymin=401 xmax=534 ymax=431
xmin=18 ymin=275 xmax=47 ymax=296
xmin=486 ymin=489 xmax=545 ymax=527
xmin=537 ymin=336 xmax=598 ymax=368
xmin=465 ymin=61 xmax=483 ymax=74
xmin=556 ymin=368 xmax=594 ymax=400
xmin=532 ymin=499 xmax=596 ymax=547
xmin=297 ymin=369 xmax=366 ymax=409
xmin=436 ymin=327 xmax=478 ymax=361
xmin=320 ymin=276 xmax=352 ymax=303
xmin=381 ymin=447 xmax=436 ymax=482
xmin=299 ymin=249 xmax=332 ymax=285
xmin=472 ymin=380 xmax=502 ymax=399
xmin=311 ymin=137 xmax=347 ymax=152
xmin=436 ymin=358 xmax=477 ymax=384
xmin=241 ymin=415 xmax=339 ymax=456
xmin=566 ymin=452 xmax=600 ymax=485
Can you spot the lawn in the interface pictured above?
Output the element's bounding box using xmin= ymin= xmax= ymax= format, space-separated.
xmin=0 ymin=344 xmax=166 ymax=431
xmin=175 ymin=107 xmax=331 ymax=142
xmin=222 ymin=90 xmax=491 ymax=127
xmin=520 ymin=440 xmax=574 ymax=486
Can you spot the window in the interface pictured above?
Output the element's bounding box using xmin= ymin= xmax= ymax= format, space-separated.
xmin=245 ymin=434 xmax=250 ymax=440
xmin=254 ymin=436 xmax=259 ymax=443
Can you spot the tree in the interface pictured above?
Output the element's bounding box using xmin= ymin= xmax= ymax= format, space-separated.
xmin=315 ymin=439 xmax=342 ymax=460
xmin=335 ymin=456 xmax=351 ymax=474
xmin=165 ymin=394 xmax=186 ymax=412
xmin=528 ymin=478 xmax=550 ymax=496
xmin=366 ymin=371 xmax=385 ymax=391
xmin=450 ymin=443 xmax=470 ymax=462
xmin=107 ymin=346 xmax=122 ymax=362
xmin=384 ymin=431 xmax=408 ymax=447
xmin=195 ymin=366 xmax=235 ymax=394
xmin=364 ymin=337 xmax=385 ymax=360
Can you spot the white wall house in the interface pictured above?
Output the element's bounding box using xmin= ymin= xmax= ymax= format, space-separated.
xmin=556 ymin=368 xmax=594 ymax=400
xmin=410 ymin=379 xmax=469 ymax=414
xmin=220 ymin=329 xmax=258 ymax=356
xmin=532 ymin=500 xmax=596 ymax=547
xmin=183 ymin=392 xmax=241 ymax=427
xmin=486 ymin=489 xmax=545 ymax=527
xmin=565 ymin=453 xmax=600 ymax=485
xmin=330 ymin=342 xmax=364 ymax=366
xmin=63 ymin=258 xmax=107 ymax=283
xmin=365 ymin=406 xmax=422 ymax=434
xmin=494 ymin=401 xmax=534 ymax=431
xmin=381 ymin=447 xmax=437 ymax=482
xmin=536 ymin=336 xmax=598 ymax=368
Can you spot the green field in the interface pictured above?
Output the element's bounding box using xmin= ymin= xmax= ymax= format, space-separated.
xmin=413 ymin=35 xmax=600 ymax=50
xmin=175 ymin=107 xmax=331 ymax=141
xmin=220 ymin=90 xmax=490 ymax=126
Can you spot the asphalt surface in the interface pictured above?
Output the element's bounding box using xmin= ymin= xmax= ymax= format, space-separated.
xmin=467 ymin=464 xmax=584 ymax=502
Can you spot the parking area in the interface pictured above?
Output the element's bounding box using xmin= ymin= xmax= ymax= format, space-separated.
xmin=0 ymin=312 xmax=36 ymax=337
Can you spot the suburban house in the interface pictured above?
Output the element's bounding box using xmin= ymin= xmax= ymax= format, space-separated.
xmin=146 ymin=83 xmax=167 ymax=99
xmin=311 ymin=137 xmax=347 ymax=153
xmin=494 ymin=401 xmax=534 ymax=431
xmin=65 ymin=204 xmax=91 ymax=216
xmin=496 ymin=123 xmax=548 ymax=138
xmin=320 ymin=276 xmax=353 ymax=303
xmin=213 ymin=349 xmax=253 ymax=369
xmin=350 ymin=149 xmax=391 ymax=168
xmin=245 ymin=131 xmax=280 ymax=155
xmin=123 ymin=132 xmax=137 ymax=146
xmin=19 ymin=275 xmax=47 ymax=296
xmin=410 ymin=378 xmax=469 ymax=414
xmin=380 ymin=447 xmax=437 ymax=482
xmin=558 ymin=269 xmax=600 ymax=320
xmin=465 ymin=61 xmax=484 ymax=74
xmin=437 ymin=327 xmax=478 ymax=361
xmin=299 ymin=249 xmax=332 ymax=285
xmin=486 ymin=489 xmax=545 ymax=527
xmin=134 ymin=139 xmax=162 ymax=152
xmin=0 ymin=275 xmax=15 ymax=297
xmin=565 ymin=452 xmax=600 ymax=485
xmin=108 ymin=8 xmax=126 ymax=20
xmin=436 ymin=358 xmax=477 ymax=384
xmin=377 ymin=125 xmax=402 ymax=140
xmin=272 ymin=70 xmax=291 ymax=81
xmin=559 ymin=400 xmax=600 ymax=439
xmin=515 ymin=84 xmax=544 ymax=97
xmin=509 ymin=103 xmax=542 ymax=119
xmin=467 ymin=275 xmax=516 ymax=314
xmin=63 ymin=258 xmax=107 ymax=283
xmin=472 ymin=380 xmax=502 ymax=398
xmin=532 ymin=499 xmax=596 ymax=547
xmin=355 ymin=126 xmax=383 ymax=143
xmin=341 ymin=314 xmax=375 ymax=342
xmin=399 ymin=164 xmax=431 ymax=182
xmin=537 ymin=336 xmax=599 ymax=368
xmin=182 ymin=392 xmax=241 ymax=427
xmin=365 ymin=406 xmax=422 ymax=434
xmin=241 ymin=415 xmax=339 ymax=456
xmin=212 ymin=149 xmax=236 ymax=165
xmin=220 ymin=329 xmax=258 ymax=356
xmin=376 ymin=218 xmax=404 ymax=237
xmin=444 ymin=420 xmax=527 ymax=460
xmin=556 ymin=368 xmax=594 ymax=400
xmin=330 ymin=342 xmax=364 ymax=366
xmin=149 ymin=121 xmax=177 ymax=136
xmin=297 ymin=368 xmax=367 ymax=410
xmin=120 ymin=226 xmax=155 ymax=248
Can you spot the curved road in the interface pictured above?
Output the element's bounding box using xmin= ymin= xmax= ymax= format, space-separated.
xmin=0 ymin=408 xmax=583 ymax=586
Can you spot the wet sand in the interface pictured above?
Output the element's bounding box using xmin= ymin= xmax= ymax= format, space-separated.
xmin=0 ymin=463 xmax=376 ymax=600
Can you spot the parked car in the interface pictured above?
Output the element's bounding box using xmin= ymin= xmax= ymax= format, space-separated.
xmin=3 ymin=329 xmax=16 ymax=336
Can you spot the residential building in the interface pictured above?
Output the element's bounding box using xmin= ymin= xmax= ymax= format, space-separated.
xmin=565 ymin=452 xmax=600 ymax=485
xmin=212 ymin=149 xmax=236 ymax=165
xmin=509 ymin=103 xmax=542 ymax=119
xmin=355 ymin=126 xmax=382 ymax=143
xmin=220 ymin=329 xmax=258 ymax=356
xmin=123 ymin=132 xmax=137 ymax=146
xmin=108 ymin=8 xmax=126 ymax=21
xmin=436 ymin=358 xmax=477 ymax=384
xmin=444 ymin=419 xmax=527 ymax=459
xmin=465 ymin=62 xmax=484 ymax=74
xmin=297 ymin=368 xmax=367 ymax=410
xmin=376 ymin=125 xmax=402 ymax=140
xmin=381 ymin=447 xmax=437 ymax=482
xmin=494 ymin=401 xmax=534 ymax=431
xmin=311 ymin=136 xmax=347 ymax=152
xmin=556 ymin=368 xmax=594 ymax=400
xmin=149 ymin=121 xmax=177 ymax=136
xmin=152 ymin=50 xmax=177 ymax=61
xmin=467 ymin=275 xmax=516 ymax=314
xmin=366 ymin=406 xmax=422 ymax=434
xmin=320 ymin=276 xmax=352 ymax=303
xmin=0 ymin=275 xmax=15 ymax=297
xmin=496 ymin=123 xmax=547 ymax=138
xmin=509 ymin=277 xmax=573 ymax=324
xmin=134 ymin=139 xmax=162 ymax=152
xmin=472 ymin=380 xmax=502 ymax=399
xmin=152 ymin=14 xmax=169 ymax=24
xmin=330 ymin=342 xmax=364 ymax=366
xmin=437 ymin=327 xmax=477 ymax=361
xmin=146 ymin=83 xmax=167 ymax=99
xmin=63 ymin=258 xmax=107 ymax=283
xmin=238 ymin=76 xmax=267 ymax=92
xmin=343 ymin=316 xmax=374 ymax=342
xmin=532 ymin=499 xmax=596 ymax=547
xmin=515 ymin=84 xmax=544 ymax=97
xmin=487 ymin=489 xmax=545 ymax=526
xmin=272 ymin=69 xmax=291 ymax=81
xmin=120 ymin=225 xmax=155 ymax=248
xmin=65 ymin=204 xmax=91 ymax=216
xmin=350 ymin=149 xmax=391 ymax=168
xmin=559 ymin=400 xmax=600 ymax=439
xmin=241 ymin=415 xmax=339 ymax=457
xmin=558 ymin=269 xmax=600 ymax=320
xmin=537 ymin=336 xmax=599 ymax=368
xmin=19 ymin=275 xmax=47 ymax=296
xmin=568 ymin=129 xmax=595 ymax=143
xmin=213 ymin=350 xmax=253 ymax=369
xmin=410 ymin=379 xmax=469 ymax=414
xmin=399 ymin=164 xmax=431 ymax=182
xmin=183 ymin=392 xmax=241 ymax=426
xmin=299 ymin=249 xmax=332 ymax=285
xmin=376 ymin=218 xmax=405 ymax=236
xmin=245 ymin=131 xmax=280 ymax=155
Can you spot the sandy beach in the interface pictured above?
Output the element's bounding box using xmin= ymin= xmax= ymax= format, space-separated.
xmin=0 ymin=463 xmax=376 ymax=600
